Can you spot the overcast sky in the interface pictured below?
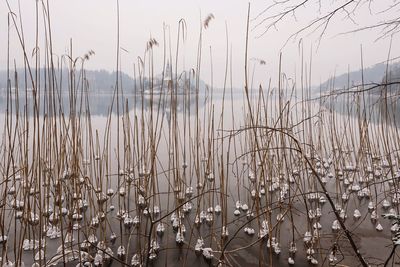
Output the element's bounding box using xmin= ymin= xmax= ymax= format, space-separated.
xmin=1 ymin=0 xmax=399 ymax=89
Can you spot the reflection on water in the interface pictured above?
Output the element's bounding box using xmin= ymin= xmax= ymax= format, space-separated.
xmin=320 ymin=93 xmax=400 ymax=126
xmin=0 ymin=91 xmax=209 ymax=118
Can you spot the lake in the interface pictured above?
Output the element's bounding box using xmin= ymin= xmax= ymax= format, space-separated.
xmin=0 ymin=86 xmax=399 ymax=266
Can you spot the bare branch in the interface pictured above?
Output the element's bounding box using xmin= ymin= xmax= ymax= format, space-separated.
xmin=253 ymin=0 xmax=400 ymax=46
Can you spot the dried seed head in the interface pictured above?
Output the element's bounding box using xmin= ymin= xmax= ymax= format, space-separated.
xmin=146 ymin=37 xmax=159 ymax=51
xmin=204 ymin=13 xmax=214 ymax=29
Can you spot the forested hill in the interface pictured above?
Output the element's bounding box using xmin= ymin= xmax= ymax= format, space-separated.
xmin=0 ymin=68 xmax=209 ymax=93
xmin=318 ymin=61 xmax=400 ymax=92
xmin=0 ymin=69 xmax=135 ymax=93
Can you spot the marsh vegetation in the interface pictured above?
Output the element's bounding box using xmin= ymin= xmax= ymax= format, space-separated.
xmin=1 ymin=2 xmax=400 ymax=267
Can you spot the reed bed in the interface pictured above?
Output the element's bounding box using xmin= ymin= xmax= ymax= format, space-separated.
xmin=1 ymin=2 xmax=400 ymax=267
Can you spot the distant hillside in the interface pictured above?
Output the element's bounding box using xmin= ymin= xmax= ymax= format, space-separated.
xmin=381 ymin=63 xmax=400 ymax=95
xmin=318 ymin=61 xmax=400 ymax=92
xmin=0 ymin=68 xmax=208 ymax=93
xmin=0 ymin=68 xmax=135 ymax=92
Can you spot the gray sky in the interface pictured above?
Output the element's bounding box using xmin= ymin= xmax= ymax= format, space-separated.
xmin=1 ymin=0 xmax=399 ymax=89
